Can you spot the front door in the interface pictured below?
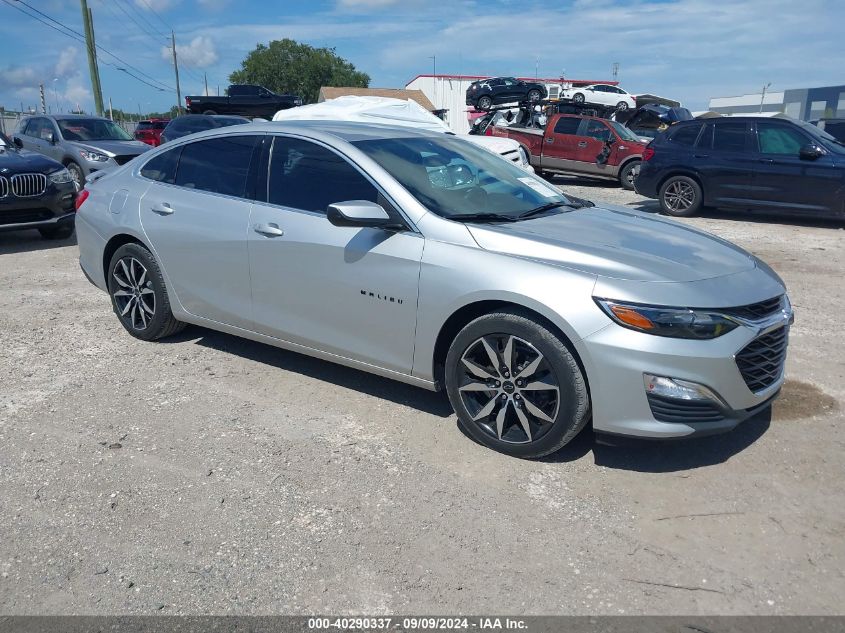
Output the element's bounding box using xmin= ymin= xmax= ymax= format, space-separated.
xmin=139 ymin=134 xmax=262 ymax=329
xmin=572 ymin=119 xmax=616 ymax=177
xmin=248 ymin=135 xmax=423 ymax=374
xmin=540 ymin=115 xmax=582 ymax=172
xmin=751 ymin=120 xmax=840 ymax=213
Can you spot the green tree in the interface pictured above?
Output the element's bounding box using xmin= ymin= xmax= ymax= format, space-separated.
xmin=229 ymin=39 xmax=370 ymax=104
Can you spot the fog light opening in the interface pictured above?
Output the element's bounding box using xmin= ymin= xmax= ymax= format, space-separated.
xmin=643 ymin=373 xmax=725 ymax=405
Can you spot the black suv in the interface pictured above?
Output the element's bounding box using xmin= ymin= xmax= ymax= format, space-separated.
xmin=636 ymin=116 xmax=845 ymax=217
xmin=466 ymin=77 xmax=547 ymax=111
xmin=0 ymin=131 xmax=77 ymax=239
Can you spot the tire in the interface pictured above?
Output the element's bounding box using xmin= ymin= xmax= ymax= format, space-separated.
xmin=38 ymin=222 xmax=74 ymax=240
xmin=619 ymin=160 xmax=641 ymax=191
xmin=477 ymin=96 xmax=493 ymax=111
xmin=65 ymin=161 xmax=84 ymax=189
xmin=107 ymin=243 xmax=185 ymax=341
xmin=659 ymin=175 xmax=703 ymax=217
xmin=445 ymin=310 xmax=590 ymax=459
xmin=527 ymin=89 xmax=542 ymax=103
xmin=616 ymin=101 xmax=629 ymax=111
xmin=572 ymin=93 xmax=585 ymax=105
xmin=202 ymin=109 xmax=217 ymax=115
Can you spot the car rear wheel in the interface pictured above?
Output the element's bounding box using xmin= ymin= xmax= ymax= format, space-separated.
xmin=659 ymin=175 xmax=703 ymax=217
xmin=619 ymin=160 xmax=641 ymax=191
xmin=572 ymin=93 xmax=585 ymax=105
xmin=477 ymin=96 xmax=493 ymax=111
xmin=107 ymin=243 xmax=185 ymax=341
xmin=527 ymin=89 xmax=542 ymax=103
xmin=445 ymin=310 xmax=590 ymax=459
xmin=616 ymin=101 xmax=629 ymax=111
xmin=65 ymin=161 xmax=84 ymax=189
xmin=38 ymin=223 xmax=74 ymax=240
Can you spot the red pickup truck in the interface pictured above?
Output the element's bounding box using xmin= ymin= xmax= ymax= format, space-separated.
xmin=490 ymin=113 xmax=647 ymax=190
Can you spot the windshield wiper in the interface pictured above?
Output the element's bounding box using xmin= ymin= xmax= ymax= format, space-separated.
xmin=447 ymin=212 xmax=519 ymax=223
xmin=516 ymin=201 xmax=573 ymax=219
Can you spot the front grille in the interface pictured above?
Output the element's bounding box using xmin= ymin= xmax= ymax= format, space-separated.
xmin=0 ymin=176 xmax=8 ymax=198
xmin=0 ymin=208 xmax=53 ymax=226
xmin=736 ymin=326 xmax=789 ymax=393
xmin=723 ymin=296 xmax=783 ymax=320
xmin=10 ymin=173 xmax=47 ymax=197
xmin=647 ymin=393 xmax=725 ymax=423
xmin=113 ymin=155 xmax=134 ymax=166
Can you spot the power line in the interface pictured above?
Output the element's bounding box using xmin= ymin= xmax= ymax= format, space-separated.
xmin=135 ymin=0 xmax=173 ymax=33
xmin=111 ymin=0 xmax=169 ymax=44
xmin=4 ymin=0 xmax=175 ymax=92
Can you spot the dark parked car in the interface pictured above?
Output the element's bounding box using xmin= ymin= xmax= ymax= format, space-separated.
xmin=134 ymin=118 xmax=170 ymax=147
xmin=159 ymin=115 xmax=251 ymax=144
xmin=185 ymin=84 xmax=302 ymax=118
xmin=636 ymin=116 xmax=845 ymax=217
xmin=466 ymin=77 xmax=547 ymax=111
xmin=0 ymin=131 xmax=77 ymax=239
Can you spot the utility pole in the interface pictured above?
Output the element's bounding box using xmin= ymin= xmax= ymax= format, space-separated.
xmin=612 ymin=62 xmax=619 ymax=81
xmin=109 ymin=97 xmax=114 ymax=121
xmin=80 ymin=0 xmax=104 ymax=116
xmin=760 ymin=82 xmax=771 ymax=113
xmin=39 ymin=84 xmax=46 ymax=114
xmin=204 ymin=72 xmax=209 ymax=97
xmin=171 ymin=31 xmax=183 ymax=114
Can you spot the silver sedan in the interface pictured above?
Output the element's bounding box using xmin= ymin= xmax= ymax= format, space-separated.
xmin=75 ymin=121 xmax=792 ymax=458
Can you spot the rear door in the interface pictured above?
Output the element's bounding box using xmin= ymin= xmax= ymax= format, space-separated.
xmin=695 ymin=120 xmax=755 ymax=206
xmin=247 ymin=135 xmax=423 ymax=373
xmin=139 ymin=133 xmax=263 ymax=328
xmin=751 ymin=120 xmax=840 ymax=213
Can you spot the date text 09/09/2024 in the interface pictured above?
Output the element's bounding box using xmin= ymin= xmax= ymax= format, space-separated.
xmin=308 ymin=617 xmax=528 ymax=630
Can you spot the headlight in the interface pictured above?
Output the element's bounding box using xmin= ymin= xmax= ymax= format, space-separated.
xmin=595 ymin=299 xmax=739 ymax=339
xmin=79 ymin=149 xmax=109 ymax=162
xmin=49 ymin=168 xmax=72 ymax=184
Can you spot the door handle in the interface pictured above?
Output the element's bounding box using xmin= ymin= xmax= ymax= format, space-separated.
xmin=693 ymin=154 xmax=709 ymax=159
xmin=577 ymin=141 xmax=588 ymax=148
xmin=253 ymin=222 xmax=284 ymax=237
xmin=545 ymin=137 xmax=554 ymax=144
xmin=759 ymin=158 xmax=775 ymax=164
xmin=151 ymin=202 xmax=174 ymax=215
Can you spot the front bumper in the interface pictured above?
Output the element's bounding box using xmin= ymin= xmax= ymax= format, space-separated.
xmin=578 ymin=317 xmax=789 ymax=439
xmin=0 ymin=182 xmax=76 ymax=233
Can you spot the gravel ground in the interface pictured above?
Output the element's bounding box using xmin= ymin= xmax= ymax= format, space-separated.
xmin=1 ymin=179 xmax=844 ymax=615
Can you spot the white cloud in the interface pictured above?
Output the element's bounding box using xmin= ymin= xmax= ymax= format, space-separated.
xmin=134 ymin=0 xmax=177 ymax=11
xmin=54 ymin=47 xmax=80 ymax=79
xmin=2 ymin=66 xmax=39 ymax=89
xmin=161 ymin=35 xmax=218 ymax=68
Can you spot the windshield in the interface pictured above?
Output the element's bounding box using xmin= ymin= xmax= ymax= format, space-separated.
xmin=57 ymin=118 xmax=133 ymax=142
xmin=608 ymin=120 xmax=643 ymax=143
xmin=352 ymin=135 xmax=571 ymax=220
xmin=794 ymin=118 xmax=845 ymax=151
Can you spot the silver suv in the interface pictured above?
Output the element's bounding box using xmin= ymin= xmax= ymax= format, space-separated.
xmin=14 ymin=114 xmax=150 ymax=188
xmin=75 ymin=122 xmax=792 ymax=458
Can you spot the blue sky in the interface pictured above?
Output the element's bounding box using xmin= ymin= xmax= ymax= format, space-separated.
xmin=1 ymin=0 xmax=843 ymax=116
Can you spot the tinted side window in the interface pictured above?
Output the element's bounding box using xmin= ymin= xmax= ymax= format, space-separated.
xmin=756 ymin=122 xmax=808 ymax=155
xmin=711 ymin=121 xmax=749 ymax=152
xmin=553 ymin=117 xmax=580 ymax=135
xmin=175 ymin=135 xmax=261 ymax=197
xmin=823 ymin=121 xmax=845 ymax=142
xmin=141 ymin=146 xmax=182 ymax=184
xmin=668 ymin=124 xmax=702 ymax=147
xmin=267 ymin=137 xmax=378 ymax=214
xmin=581 ymin=120 xmax=611 ymax=141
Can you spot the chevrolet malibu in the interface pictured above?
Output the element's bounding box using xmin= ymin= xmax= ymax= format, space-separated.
xmin=76 ymin=122 xmax=793 ymax=458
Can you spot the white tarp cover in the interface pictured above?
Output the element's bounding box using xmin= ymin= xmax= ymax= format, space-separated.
xmin=272 ymin=96 xmax=451 ymax=133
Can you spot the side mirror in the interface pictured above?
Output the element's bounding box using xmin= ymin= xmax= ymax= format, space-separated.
xmin=799 ymin=144 xmax=823 ymax=160
xmin=45 ymin=132 xmax=56 ymax=144
xmin=327 ymin=200 xmax=401 ymax=229
xmin=13 ymin=136 xmax=23 ymax=149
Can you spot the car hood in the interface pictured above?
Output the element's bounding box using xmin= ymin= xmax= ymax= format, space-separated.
xmin=0 ymin=146 xmax=63 ymax=172
xmin=466 ymin=205 xmax=757 ymax=283
xmin=70 ymin=139 xmax=150 ymax=156
xmin=463 ymin=135 xmax=520 ymax=155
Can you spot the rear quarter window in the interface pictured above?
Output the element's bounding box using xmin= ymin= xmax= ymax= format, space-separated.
xmin=667 ymin=123 xmax=703 ymax=146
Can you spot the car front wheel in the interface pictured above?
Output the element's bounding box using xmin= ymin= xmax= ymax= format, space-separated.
xmin=619 ymin=160 xmax=641 ymax=191
xmin=659 ymin=175 xmax=703 ymax=217
xmin=66 ymin=161 xmax=84 ymax=189
xmin=445 ymin=310 xmax=590 ymax=459
xmin=107 ymin=242 xmax=185 ymax=341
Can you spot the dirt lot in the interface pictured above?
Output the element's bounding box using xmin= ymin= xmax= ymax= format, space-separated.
xmin=1 ymin=179 xmax=843 ymax=615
